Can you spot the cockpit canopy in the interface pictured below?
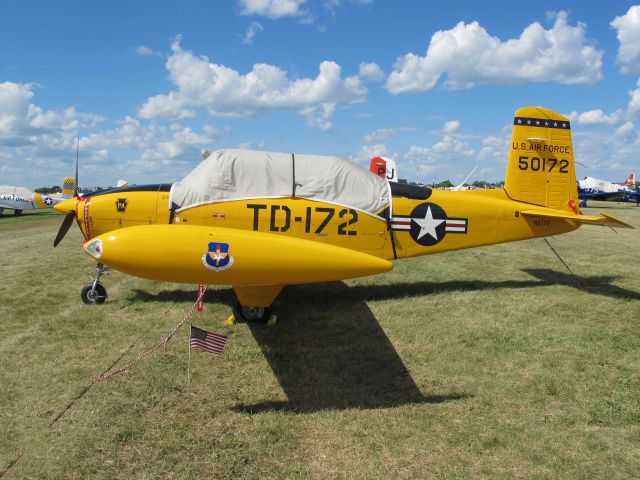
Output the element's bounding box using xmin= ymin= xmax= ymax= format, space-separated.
xmin=169 ymin=149 xmax=390 ymax=215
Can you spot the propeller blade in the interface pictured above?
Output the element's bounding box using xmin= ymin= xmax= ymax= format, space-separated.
xmin=74 ymin=137 xmax=79 ymax=197
xmin=54 ymin=210 xmax=76 ymax=247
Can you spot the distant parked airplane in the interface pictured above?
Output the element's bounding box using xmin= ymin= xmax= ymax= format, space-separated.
xmin=577 ymin=174 xmax=636 ymax=206
xmin=0 ymin=177 xmax=76 ymax=215
xmin=370 ymin=157 xmax=478 ymax=191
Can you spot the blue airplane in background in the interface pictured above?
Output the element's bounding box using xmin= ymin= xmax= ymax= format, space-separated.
xmin=620 ymin=190 xmax=640 ymax=206
xmin=578 ymin=174 xmax=639 ymax=207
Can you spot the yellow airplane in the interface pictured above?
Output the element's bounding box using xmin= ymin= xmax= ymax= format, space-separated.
xmin=53 ymin=106 xmax=633 ymax=321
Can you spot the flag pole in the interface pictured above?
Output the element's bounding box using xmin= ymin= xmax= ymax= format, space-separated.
xmin=187 ymin=323 xmax=192 ymax=385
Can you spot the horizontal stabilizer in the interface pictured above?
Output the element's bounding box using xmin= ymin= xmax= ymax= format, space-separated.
xmin=521 ymin=209 xmax=634 ymax=229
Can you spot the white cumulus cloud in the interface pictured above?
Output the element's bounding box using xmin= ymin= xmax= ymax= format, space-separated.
xmin=0 ymin=81 xmax=218 ymax=186
xmin=442 ymin=120 xmax=460 ymax=134
xmin=362 ymin=127 xmax=414 ymax=144
xmin=387 ymin=11 xmax=602 ymax=93
xmin=134 ymin=45 xmax=161 ymax=57
xmin=611 ymin=5 xmax=640 ymax=76
xmin=349 ymin=143 xmax=389 ymax=164
xmin=358 ymin=62 xmax=385 ymax=81
xmin=567 ymin=109 xmax=622 ymax=125
xmin=629 ymin=78 xmax=640 ymax=112
xmin=477 ymin=134 xmax=510 ymax=164
xmin=138 ymin=37 xmax=367 ymax=130
xmin=0 ymin=81 xmax=34 ymax=138
xmin=615 ymin=121 xmax=634 ymax=137
xmin=0 ymin=81 xmax=103 ymax=142
xmin=239 ymin=0 xmax=306 ymax=18
xmin=242 ymin=21 xmax=264 ymax=45
xmin=405 ymin=136 xmax=475 ymax=164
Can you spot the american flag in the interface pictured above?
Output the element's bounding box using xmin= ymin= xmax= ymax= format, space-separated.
xmin=190 ymin=325 xmax=227 ymax=355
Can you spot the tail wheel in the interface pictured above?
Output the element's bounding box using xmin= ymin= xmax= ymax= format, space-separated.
xmin=81 ymin=283 xmax=107 ymax=305
xmin=232 ymin=301 xmax=272 ymax=323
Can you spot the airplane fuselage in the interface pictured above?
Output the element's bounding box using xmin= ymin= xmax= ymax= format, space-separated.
xmin=71 ymin=183 xmax=579 ymax=269
xmin=0 ymin=193 xmax=35 ymax=212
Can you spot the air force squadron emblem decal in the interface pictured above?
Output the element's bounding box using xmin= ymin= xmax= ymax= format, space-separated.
xmin=202 ymin=242 xmax=235 ymax=271
xmin=391 ymin=203 xmax=468 ymax=246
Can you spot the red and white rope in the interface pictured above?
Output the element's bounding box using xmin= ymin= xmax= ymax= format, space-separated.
xmin=94 ymin=285 xmax=209 ymax=383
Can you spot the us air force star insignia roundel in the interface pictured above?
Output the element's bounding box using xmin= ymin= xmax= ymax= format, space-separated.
xmin=391 ymin=202 xmax=468 ymax=246
xmin=44 ymin=197 xmax=53 ymax=206
xmin=411 ymin=205 xmax=445 ymax=242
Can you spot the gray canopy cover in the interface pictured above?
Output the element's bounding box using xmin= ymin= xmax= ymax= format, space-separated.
xmin=169 ymin=149 xmax=390 ymax=215
xmin=0 ymin=186 xmax=33 ymax=198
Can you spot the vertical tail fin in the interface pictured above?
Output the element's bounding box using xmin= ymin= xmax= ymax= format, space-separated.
xmin=61 ymin=177 xmax=76 ymax=197
xmin=504 ymin=106 xmax=578 ymax=212
xmin=626 ymin=173 xmax=635 ymax=188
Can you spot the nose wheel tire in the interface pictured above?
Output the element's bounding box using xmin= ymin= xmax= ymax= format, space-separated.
xmin=232 ymin=302 xmax=272 ymax=323
xmin=81 ymin=283 xmax=107 ymax=305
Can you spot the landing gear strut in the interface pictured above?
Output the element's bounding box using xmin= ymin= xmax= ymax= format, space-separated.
xmin=81 ymin=263 xmax=108 ymax=305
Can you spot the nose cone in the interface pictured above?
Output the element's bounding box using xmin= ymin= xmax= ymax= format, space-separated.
xmin=84 ymin=238 xmax=103 ymax=259
xmin=53 ymin=197 xmax=77 ymax=214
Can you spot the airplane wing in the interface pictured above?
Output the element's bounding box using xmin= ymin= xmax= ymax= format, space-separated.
xmin=451 ymin=165 xmax=478 ymax=191
xmin=578 ymin=190 xmax=627 ymax=201
xmin=521 ymin=209 xmax=634 ymax=229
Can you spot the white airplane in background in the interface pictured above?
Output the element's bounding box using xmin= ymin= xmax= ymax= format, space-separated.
xmin=369 ymin=156 xmax=479 ymax=191
xmin=578 ymin=173 xmax=638 ymax=206
xmin=450 ymin=165 xmax=479 ymax=191
xmin=0 ymin=177 xmax=76 ymax=216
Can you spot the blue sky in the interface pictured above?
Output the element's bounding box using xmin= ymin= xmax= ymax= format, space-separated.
xmin=1 ymin=0 xmax=640 ymax=188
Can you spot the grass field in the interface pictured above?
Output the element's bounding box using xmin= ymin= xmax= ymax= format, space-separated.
xmin=1 ymin=204 xmax=639 ymax=479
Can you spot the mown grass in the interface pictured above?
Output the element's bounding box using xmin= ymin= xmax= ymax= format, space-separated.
xmin=0 ymin=203 xmax=638 ymax=479
xmin=0 ymin=209 xmax=60 ymax=225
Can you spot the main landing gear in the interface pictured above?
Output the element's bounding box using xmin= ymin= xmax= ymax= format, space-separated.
xmin=232 ymin=302 xmax=272 ymax=322
xmin=81 ymin=263 xmax=108 ymax=305
xmin=231 ymin=301 xmax=276 ymax=326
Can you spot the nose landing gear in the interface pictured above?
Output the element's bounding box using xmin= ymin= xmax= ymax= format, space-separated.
xmin=81 ymin=263 xmax=108 ymax=305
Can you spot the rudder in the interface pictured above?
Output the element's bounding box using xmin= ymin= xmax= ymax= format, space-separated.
xmin=504 ymin=106 xmax=578 ymax=212
xmin=61 ymin=177 xmax=76 ymax=197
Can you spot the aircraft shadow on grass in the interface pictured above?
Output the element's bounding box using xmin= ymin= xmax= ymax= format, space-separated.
xmin=132 ymin=284 xmax=470 ymax=413
xmin=130 ymin=269 xmax=638 ymax=413
xmin=131 ymin=268 xmax=640 ymax=306
xmin=237 ymin=282 xmax=470 ymax=414
xmin=520 ymin=268 xmax=640 ymax=301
